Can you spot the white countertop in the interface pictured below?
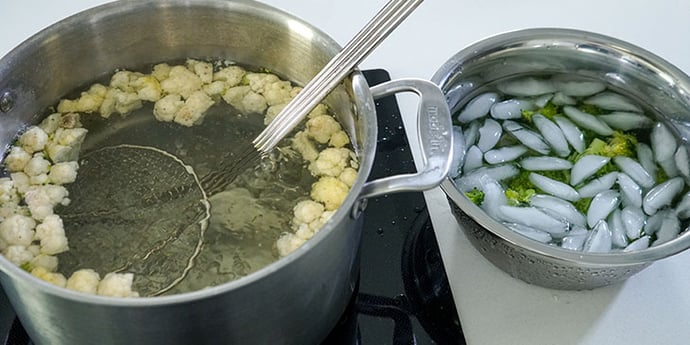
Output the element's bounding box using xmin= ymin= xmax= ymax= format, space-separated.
xmin=3 ymin=1 xmax=690 ymax=344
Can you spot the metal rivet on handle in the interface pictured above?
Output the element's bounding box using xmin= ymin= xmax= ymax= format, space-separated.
xmin=0 ymin=91 xmax=15 ymax=113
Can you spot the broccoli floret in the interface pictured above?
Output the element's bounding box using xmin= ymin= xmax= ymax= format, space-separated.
xmin=503 ymin=170 xmax=537 ymax=206
xmin=521 ymin=101 xmax=560 ymax=122
xmin=656 ymin=168 xmax=670 ymax=184
xmin=578 ymin=103 xmax=607 ymax=115
xmin=572 ymin=131 xmax=638 ymax=161
xmin=464 ymin=188 xmax=485 ymax=205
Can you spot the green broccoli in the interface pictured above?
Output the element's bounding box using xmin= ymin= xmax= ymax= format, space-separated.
xmin=568 ymin=130 xmax=638 ymax=180
xmin=573 ymin=197 xmax=593 ymax=214
xmin=503 ymin=170 xmax=537 ymax=206
xmin=578 ymin=103 xmax=607 ymax=115
xmin=465 ymin=188 xmax=485 ymax=205
xmin=521 ymin=101 xmax=561 ymax=122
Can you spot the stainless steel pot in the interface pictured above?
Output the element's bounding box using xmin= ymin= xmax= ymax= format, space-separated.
xmin=0 ymin=1 xmax=452 ymax=344
xmin=433 ymin=28 xmax=690 ymax=290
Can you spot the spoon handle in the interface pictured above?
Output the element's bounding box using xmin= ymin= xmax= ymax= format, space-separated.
xmin=253 ymin=0 xmax=424 ymax=153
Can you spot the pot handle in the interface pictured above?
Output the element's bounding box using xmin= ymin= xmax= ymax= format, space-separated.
xmin=358 ymin=78 xmax=453 ymax=200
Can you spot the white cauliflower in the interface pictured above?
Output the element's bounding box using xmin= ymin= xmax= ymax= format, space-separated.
xmin=276 ymin=232 xmax=307 ymax=257
xmin=97 ymin=272 xmax=139 ymax=297
xmin=57 ymin=84 xmax=108 ymax=114
xmin=132 ymin=75 xmax=162 ymax=102
xmin=151 ymin=63 xmax=172 ymax=82
xmin=309 ymin=210 xmax=335 ymax=232
xmin=186 ymin=59 xmax=213 ymax=84
xmin=203 ymin=81 xmax=228 ymax=98
xmin=31 ymin=267 xmax=67 ymax=287
xmin=2 ymin=146 xmax=31 ymax=173
xmin=39 ymin=113 xmax=63 ymax=134
xmin=263 ymin=80 xmax=293 ymax=106
xmin=309 ymin=148 xmax=351 ymax=177
xmin=174 ymin=90 xmax=215 ymax=127
xmin=339 ymin=167 xmax=358 ymax=187
xmin=48 ymin=161 xmax=79 ymax=185
xmin=222 ymin=86 xmax=267 ymax=114
xmin=0 ymin=214 xmax=36 ymax=247
xmin=294 ymin=223 xmax=314 ymax=240
xmin=59 ymin=113 xmax=82 ymax=129
xmin=99 ymin=88 xmax=142 ymax=118
xmin=66 ymin=269 xmax=101 ymax=294
xmin=291 ymin=131 xmax=319 ymax=162
xmin=308 ymin=104 xmax=329 ymax=119
xmin=292 ymin=200 xmax=325 ymax=226
xmin=19 ymin=126 xmax=49 ymax=154
xmin=0 ymin=178 xmax=18 ymax=204
xmin=24 ymin=185 xmax=69 ymax=221
xmin=245 ymin=73 xmax=280 ymax=93
xmin=265 ymin=103 xmax=286 ymax=125
xmin=153 ymin=94 xmax=184 ymax=122
xmin=29 ymin=173 xmax=49 ymax=186
xmin=110 ymin=71 xmax=143 ymax=92
xmin=28 ymin=253 xmax=59 ymax=272
xmin=306 ymin=114 xmax=342 ymax=144
xmin=46 ymin=128 xmax=88 ymax=163
xmin=214 ymin=66 xmax=246 ymax=87
xmin=161 ymin=65 xmax=203 ymax=99
xmin=3 ymin=245 xmax=35 ymax=266
xmin=10 ymin=172 xmax=30 ymax=195
xmin=35 ymin=214 xmax=69 ymax=255
xmin=222 ymin=85 xmax=249 ymax=110
xmin=311 ymin=176 xmax=349 ymax=211
xmin=329 ymin=130 xmax=350 ymax=148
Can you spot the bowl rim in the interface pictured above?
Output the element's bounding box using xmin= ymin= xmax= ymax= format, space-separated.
xmin=433 ymin=27 xmax=690 ymax=266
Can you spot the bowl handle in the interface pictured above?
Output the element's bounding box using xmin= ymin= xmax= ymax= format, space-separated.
xmin=358 ymin=78 xmax=453 ymax=200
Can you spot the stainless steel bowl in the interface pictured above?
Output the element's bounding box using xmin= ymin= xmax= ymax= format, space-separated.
xmin=432 ymin=28 xmax=690 ymax=290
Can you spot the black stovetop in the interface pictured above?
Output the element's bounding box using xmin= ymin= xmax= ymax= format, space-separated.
xmin=1 ymin=69 xmax=464 ymax=345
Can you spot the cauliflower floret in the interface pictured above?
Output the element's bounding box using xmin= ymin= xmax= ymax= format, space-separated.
xmin=310 ymin=176 xmax=349 ymax=211
xmin=203 ymin=81 xmax=228 ymax=98
xmin=291 ymin=131 xmax=319 ymax=162
xmin=110 ymin=70 xmax=143 ymax=92
xmin=39 ymin=113 xmax=62 ymax=134
xmin=29 ymin=173 xmax=49 ymax=186
xmin=308 ymin=104 xmax=329 ymax=119
xmin=97 ymin=272 xmax=139 ymax=297
xmin=306 ymin=115 xmax=342 ymax=144
xmin=60 ymin=113 xmax=82 ymax=129
xmin=241 ymin=91 xmax=268 ymax=114
xmin=329 ymin=130 xmax=350 ymax=148
xmin=309 ymin=210 xmax=335 ymax=232
xmin=214 ymin=66 xmax=245 ymax=87
xmin=47 ymin=128 xmax=88 ymax=163
xmin=28 ymin=254 xmax=59 ymax=272
xmin=57 ymin=84 xmax=108 ymax=114
xmin=10 ymin=172 xmax=30 ymax=195
xmin=339 ymin=167 xmax=358 ymax=187
xmin=160 ymin=65 xmax=203 ymax=99
xmin=186 ymin=59 xmax=213 ymax=84
xmin=3 ymin=146 xmax=32 ymax=172
xmin=174 ymin=90 xmax=215 ymax=127
xmin=263 ymin=80 xmax=293 ymax=106
xmin=276 ymin=232 xmax=307 ymax=257
xmin=222 ymin=85 xmax=250 ymax=110
xmin=151 ymin=63 xmax=172 ymax=82
xmin=309 ymin=148 xmax=352 ymax=177
xmin=265 ymin=103 xmax=286 ymax=125
xmin=245 ymin=73 xmax=280 ymax=93
xmin=48 ymin=161 xmax=79 ymax=185
xmin=19 ymin=126 xmax=49 ymax=154
xmin=132 ymin=75 xmax=162 ymax=102
xmin=31 ymin=267 xmax=67 ymax=287
xmin=100 ymin=88 xmax=143 ymax=118
xmin=153 ymin=94 xmax=184 ymax=122
xmin=292 ymin=200 xmax=325 ymax=226
xmin=3 ymin=245 xmax=35 ymax=266
xmin=294 ymin=223 xmax=314 ymax=240
xmin=35 ymin=215 xmax=69 ymax=255
xmin=24 ymin=153 xmax=51 ymax=177
xmin=66 ymin=269 xmax=101 ymax=294
xmin=0 ymin=178 xmax=18 ymax=204
xmin=24 ymin=185 xmax=69 ymax=221
xmin=0 ymin=214 xmax=36 ymax=246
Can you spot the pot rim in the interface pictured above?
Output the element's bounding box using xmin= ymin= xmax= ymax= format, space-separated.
xmin=0 ymin=0 xmax=376 ymax=306
xmin=433 ymin=27 xmax=690 ymax=266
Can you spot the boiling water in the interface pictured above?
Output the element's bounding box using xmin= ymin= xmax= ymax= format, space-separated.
xmin=56 ymin=103 xmax=315 ymax=296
